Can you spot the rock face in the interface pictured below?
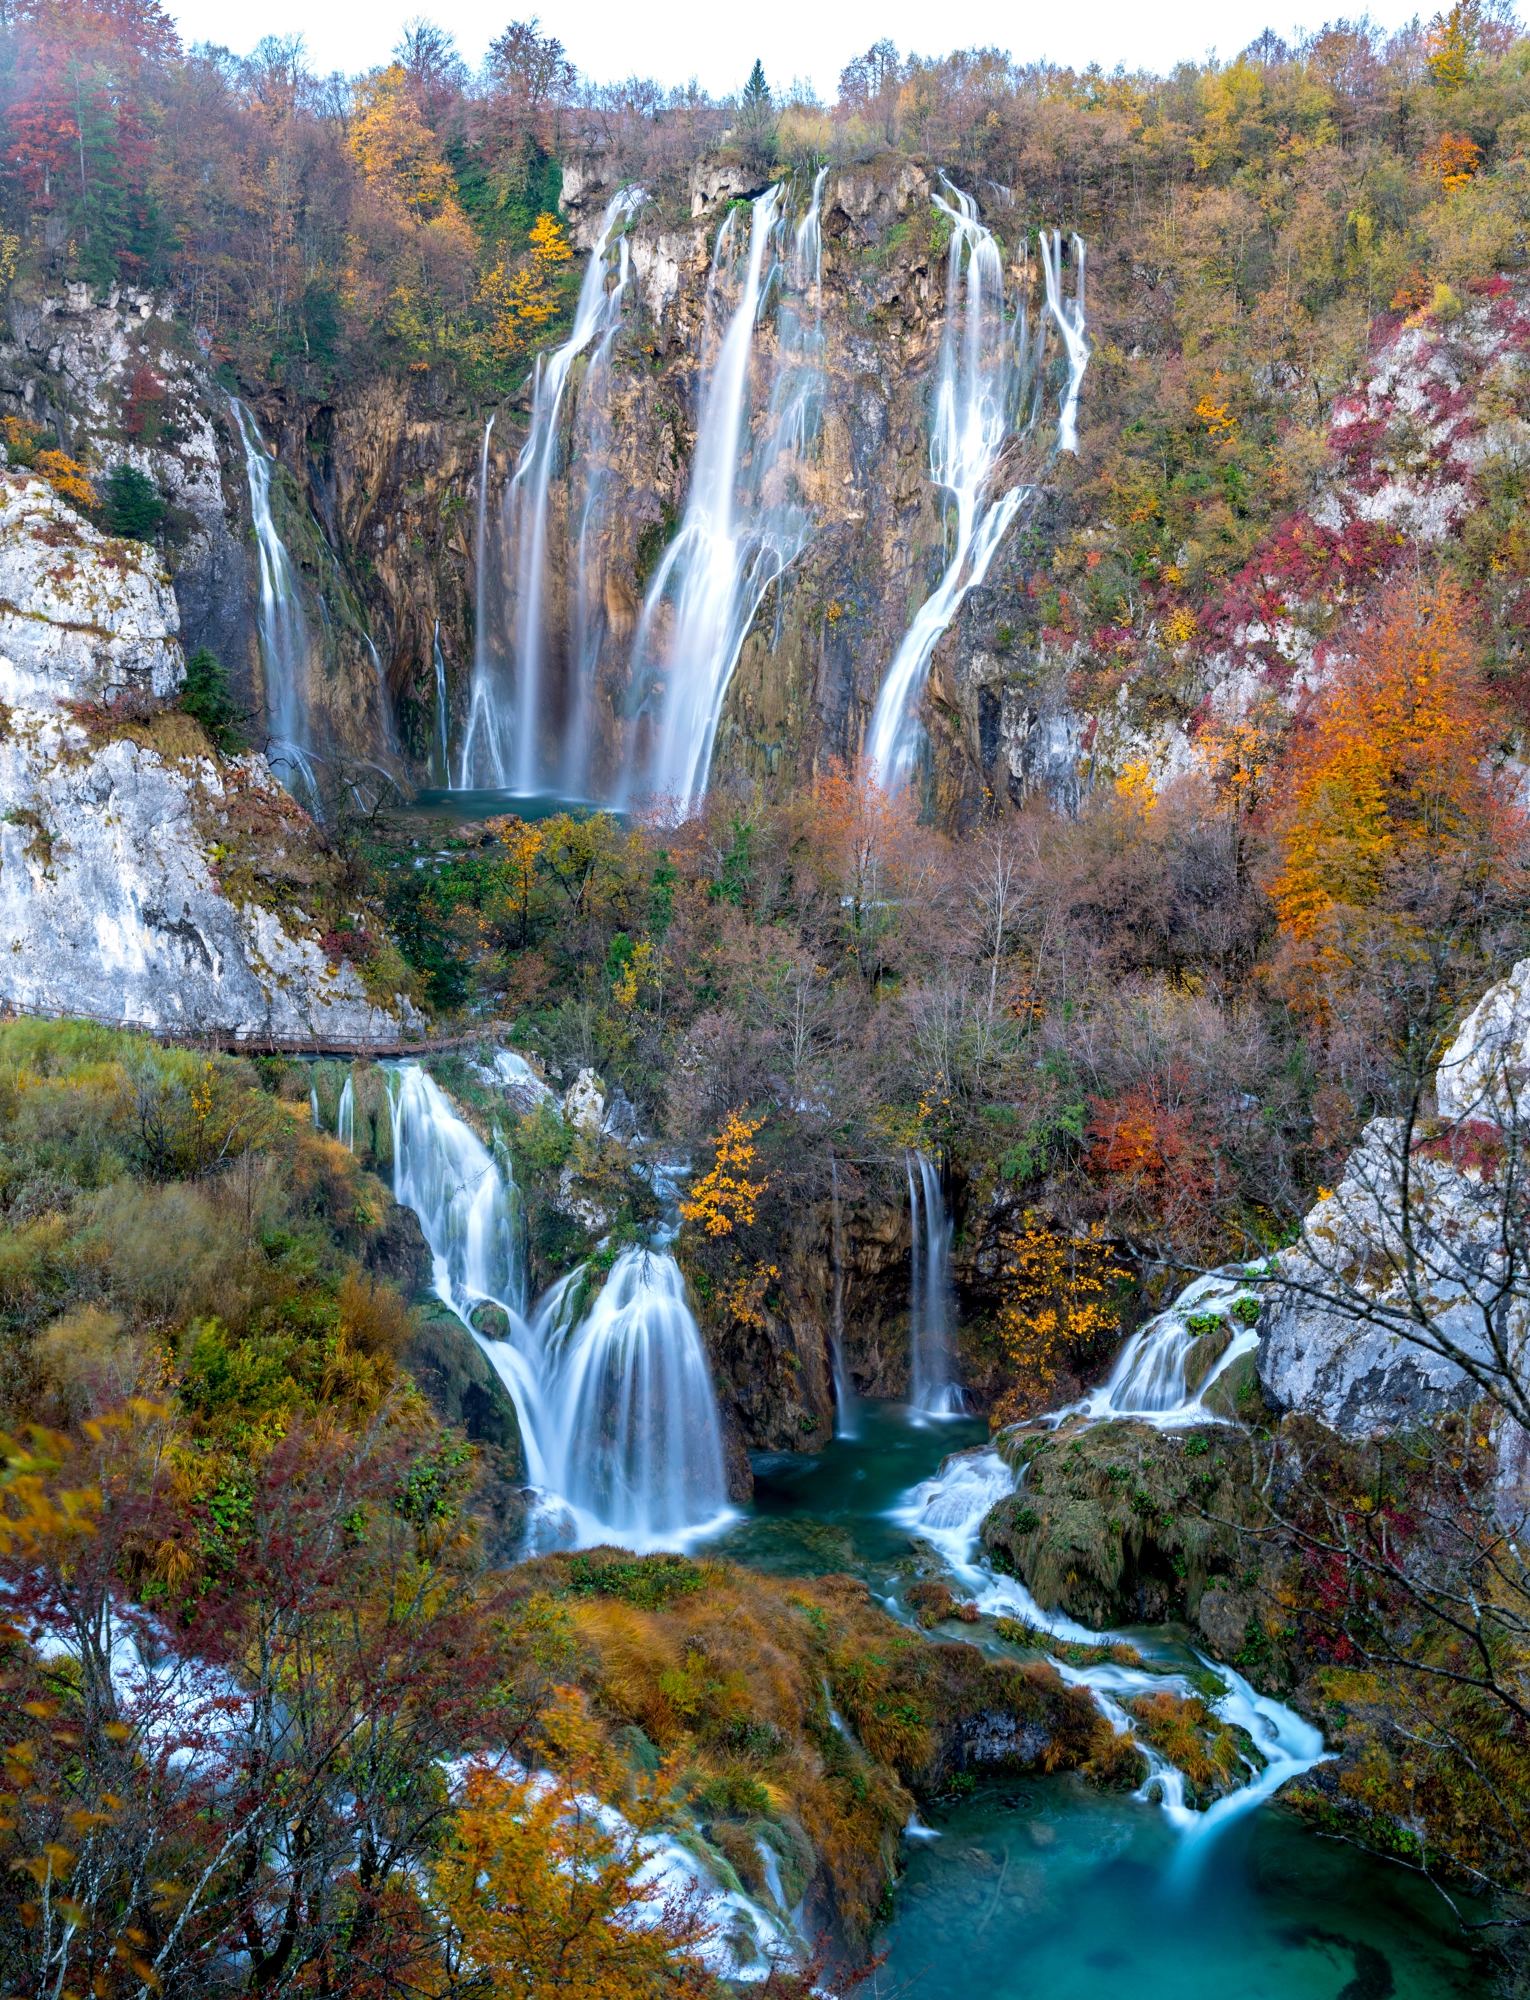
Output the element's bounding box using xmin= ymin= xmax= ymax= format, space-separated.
xmin=1436 ymin=954 xmax=1530 ymax=1122
xmin=0 ymin=473 xmax=415 ymax=1041
xmin=1258 ymin=1117 xmax=1510 ymax=1435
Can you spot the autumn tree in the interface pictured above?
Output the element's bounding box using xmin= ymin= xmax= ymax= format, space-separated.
xmin=994 ymin=1215 xmax=1123 ymax=1420
xmin=434 ymin=1689 xmax=718 ymax=2000
xmin=679 ymin=1109 xmax=768 ymax=1236
xmin=481 ymin=211 xmax=574 ymax=366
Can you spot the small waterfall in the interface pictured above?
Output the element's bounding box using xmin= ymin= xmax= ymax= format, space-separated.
xmin=432 ymin=621 xmax=450 ymax=783
xmin=457 ymin=191 xmax=643 ymax=793
xmin=386 ymin=1062 xmax=731 ymax=1550
xmin=543 ymin=1247 xmax=732 ymax=1546
xmin=626 ymin=171 xmax=826 ymax=812
xmin=336 ymin=1075 xmax=354 ymax=1152
xmin=1067 ymin=1269 xmax=1264 ymax=1429
xmin=829 ymin=1153 xmax=857 ymax=1438
xmin=864 ymin=195 xmax=1090 ymax=790
xmin=907 ymin=1151 xmax=963 ymax=1417
xmin=231 ymin=398 xmax=319 ymax=803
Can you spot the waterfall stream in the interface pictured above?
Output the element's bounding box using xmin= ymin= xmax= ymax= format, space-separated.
xmin=907 ymin=1150 xmax=963 ymax=1417
xmin=864 ymin=195 xmax=1089 ymax=790
xmin=626 ymin=172 xmax=826 ymax=812
xmin=457 ymin=192 xmax=643 ymax=794
xmin=386 ymin=1062 xmax=731 ymax=1550
xmin=231 ymin=398 xmax=320 ymax=804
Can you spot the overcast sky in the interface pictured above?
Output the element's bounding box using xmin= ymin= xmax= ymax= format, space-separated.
xmin=165 ymin=0 xmax=1437 ymax=96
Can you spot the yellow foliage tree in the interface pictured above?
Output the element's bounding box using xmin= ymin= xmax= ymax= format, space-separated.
xmin=481 ymin=213 xmax=575 ymax=367
xmin=995 ymin=1215 xmax=1122 ymax=1422
xmin=349 ymin=63 xmax=461 ymax=223
xmin=679 ymin=1110 xmax=768 ymax=1237
xmin=434 ymin=1688 xmax=717 ymax=1999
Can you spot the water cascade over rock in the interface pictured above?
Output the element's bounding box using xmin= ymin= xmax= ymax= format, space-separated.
xmin=625 ymin=173 xmax=827 ymax=810
xmin=1064 ymin=1268 xmax=1264 ymax=1427
xmin=864 ymin=197 xmax=1089 ymax=789
xmin=457 ymin=191 xmax=643 ymax=793
xmin=231 ymin=398 xmax=319 ymax=803
xmin=907 ymin=1150 xmax=963 ymax=1416
xmin=387 ymin=1062 xmax=731 ymax=1549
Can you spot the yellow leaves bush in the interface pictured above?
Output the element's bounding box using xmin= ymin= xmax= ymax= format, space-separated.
xmin=678 ymin=1109 xmax=767 ymax=1237
xmin=481 ymin=212 xmax=574 ymax=366
xmin=995 ymin=1214 xmax=1122 ymax=1422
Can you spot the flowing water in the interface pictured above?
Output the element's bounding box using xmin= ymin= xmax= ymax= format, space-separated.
xmin=907 ymin=1150 xmax=963 ymax=1418
xmin=624 ymin=173 xmax=826 ymax=812
xmin=709 ymin=1407 xmax=1488 ymax=1997
xmin=457 ymin=192 xmax=643 ymax=794
xmin=231 ymin=398 xmax=321 ymax=804
xmin=385 ymin=1062 xmax=731 ymax=1550
xmin=864 ymin=195 xmax=1088 ymax=790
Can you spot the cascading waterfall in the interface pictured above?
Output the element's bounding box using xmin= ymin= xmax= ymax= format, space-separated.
xmin=1066 ymin=1268 xmax=1265 ymax=1428
xmin=386 ymin=1062 xmax=731 ymax=1549
xmin=863 ymin=193 xmax=1090 ymax=790
xmin=907 ymin=1151 xmax=963 ymax=1417
xmin=335 ymin=1075 xmax=354 ymax=1152
xmin=455 ymin=415 xmax=497 ymax=789
xmin=231 ymin=398 xmax=320 ymax=803
xmin=829 ymin=1153 xmax=857 ymax=1438
xmin=625 ymin=171 xmax=826 ymax=812
xmin=564 ymin=232 xmax=633 ymax=798
xmin=457 ymin=191 xmax=643 ymax=793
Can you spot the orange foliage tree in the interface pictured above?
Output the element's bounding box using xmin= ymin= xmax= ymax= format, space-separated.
xmin=481 ymin=213 xmax=574 ymax=366
xmin=1267 ymin=578 xmax=1514 ymax=951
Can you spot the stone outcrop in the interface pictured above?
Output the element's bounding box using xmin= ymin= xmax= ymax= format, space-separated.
xmin=1436 ymin=953 xmax=1530 ymax=1122
xmin=0 ymin=473 xmax=416 ymax=1041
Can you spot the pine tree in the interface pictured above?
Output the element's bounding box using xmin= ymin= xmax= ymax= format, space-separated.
xmin=742 ymin=58 xmax=770 ymax=110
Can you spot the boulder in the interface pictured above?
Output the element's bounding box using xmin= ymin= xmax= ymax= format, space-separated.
xmin=402 ymin=1301 xmax=528 ymax=1564
xmin=563 ymin=1067 xmax=606 ymax=1132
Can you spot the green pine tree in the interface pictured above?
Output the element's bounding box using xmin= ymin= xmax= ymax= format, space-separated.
xmin=742 ymin=59 xmax=770 ymax=112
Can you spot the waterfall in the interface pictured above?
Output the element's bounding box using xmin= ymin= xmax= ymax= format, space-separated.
xmin=863 ymin=195 xmax=1090 ymax=791
xmin=829 ymin=1152 xmax=857 ymax=1438
xmin=626 ymin=171 xmax=826 ymax=813
xmin=231 ymin=398 xmax=320 ymax=804
xmin=907 ymin=1151 xmax=963 ymax=1417
xmin=432 ymin=621 xmax=450 ymax=783
xmin=457 ymin=191 xmax=643 ymax=794
xmin=456 ymin=415 xmax=498 ymax=789
xmin=336 ymin=1075 xmax=354 ymax=1152
xmin=1065 ymin=1269 xmax=1264 ymax=1428
xmin=542 ymin=1247 xmax=732 ymax=1546
xmin=386 ymin=1062 xmax=731 ymax=1550
xmin=565 ymin=232 xmax=633 ymax=798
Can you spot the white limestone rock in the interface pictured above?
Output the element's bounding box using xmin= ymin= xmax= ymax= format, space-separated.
xmin=563 ymin=1067 xmax=606 ymax=1132
xmin=1259 ymin=1118 xmax=1520 ymax=1435
xmin=1435 ymin=955 xmax=1530 ymax=1124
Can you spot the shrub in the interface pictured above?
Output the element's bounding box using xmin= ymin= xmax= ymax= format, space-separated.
xmin=177 ymin=647 xmax=245 ymax=751
xmin=100 ymin=462 xmax=164 ymax=540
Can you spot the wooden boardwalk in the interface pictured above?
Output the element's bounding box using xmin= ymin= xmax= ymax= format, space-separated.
xmin=0 ymin=1002 xmax=509 ymax=1062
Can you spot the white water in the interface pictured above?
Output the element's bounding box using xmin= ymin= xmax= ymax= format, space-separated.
xmin=893 ymin=1443 xmax=1329 ymax=1841
xmin=336 ymin=1074 xmax=354 ymax=1152
xmin=432 ymin=620 xmax=450 ymax=783
xmin=864 ymin=195 xmax=1089 ymax=790
xmin=626 ymin=172 xmax=826 ymax=812
xmin=828 ymin=1153 xmax=857 ymax=1438
xmin=456 ymin=415 xmax=497 ymax=788
xmin=907 ymin=1150 xmax=963 ymax=1417
xmin=231 ymin=398 xmax=320 ymax=804
xmin=386 ymin=1062 xmax=732 ymax=1551
xmin=1061 ymin=1267 xmax=1265 ymax=1429
xmin=457 ymin=191 xmax=642 ymax=792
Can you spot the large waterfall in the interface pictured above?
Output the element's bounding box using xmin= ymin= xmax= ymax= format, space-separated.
xmin=457 ymin=191 xmax=643 ymax=794
xmin=864 ymin=194 xmax=1090 ymax=790
xmin=387 ymin=1062 xmax=732 ymax=1550
xmin=231 ymin=398 xmax=320 ymax=803
xmin=624 ymin=171 xmax=827 ymax=812
xmin=907 ymin=1150 xmax=963 ymax=1417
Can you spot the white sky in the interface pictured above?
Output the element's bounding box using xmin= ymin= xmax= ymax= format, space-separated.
xmin=168 ymin=0 xmax=1436 ymax=96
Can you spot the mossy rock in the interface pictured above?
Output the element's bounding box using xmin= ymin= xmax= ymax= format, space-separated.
xmin=982 ymin=1419 xmax=1261 ymax=1629
xmin=1201 ymin=1349 xmax=1264 ymax=1423
xmin=1182 ymin=1323 xmax=1232 ymax=1395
